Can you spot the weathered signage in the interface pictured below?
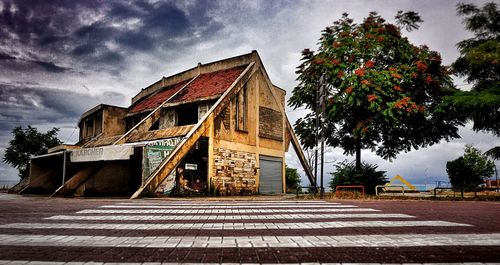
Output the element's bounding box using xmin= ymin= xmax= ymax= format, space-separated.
xmin=143 ymin=137 xmax=182 ymax=184
xmin=70 ymin=145 xmax=133 ymax=162
xmin=156 ymin=171 xmax=176 ymax=195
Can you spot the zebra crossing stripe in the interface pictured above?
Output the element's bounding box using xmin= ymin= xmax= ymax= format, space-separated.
xmin=79 ymin=208 xmax=378 ymax=214
xmin=45 ymin=213 xmax=414 ymax=220
xmin=0 ymin=233 xmax=497 ymax=248
xmin=0 ymin=220 xmax=471 ymax=230
xmin=0 ymin=260 xmax=498 ymax=265
xmin=100 ymin=204 xmax=357 ymax=209
xmin=117 ymin=200 xmax=336 ymax=205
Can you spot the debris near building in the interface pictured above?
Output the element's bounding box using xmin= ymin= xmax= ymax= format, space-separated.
xmin=15 ymin=51 xmax=314 ymax=198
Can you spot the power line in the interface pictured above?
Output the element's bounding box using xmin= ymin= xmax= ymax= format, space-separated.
xmin=286 ymin=108 xmax=307 ymax=113
xmin=65 ymin=126 xmax=78 ymax=142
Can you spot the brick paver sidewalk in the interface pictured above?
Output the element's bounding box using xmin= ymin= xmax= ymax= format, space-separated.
xmin=0 ymin=193 xmax=499 ymax=264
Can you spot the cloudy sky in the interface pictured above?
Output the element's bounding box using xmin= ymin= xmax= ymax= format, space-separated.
xmin=0 ymin=0 xmax=498 ymax=188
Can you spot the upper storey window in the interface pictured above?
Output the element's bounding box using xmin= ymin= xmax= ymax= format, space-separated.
xmin=235 ymin=85 xmax=247 ymax=132
xmin=79 ymin=112 xmax=103 ymax=140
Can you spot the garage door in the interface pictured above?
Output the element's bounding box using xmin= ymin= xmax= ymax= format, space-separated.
xmin=259 ymin=155 xmax=283 ymax=194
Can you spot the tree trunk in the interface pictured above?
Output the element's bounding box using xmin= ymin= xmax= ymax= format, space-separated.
xmin=355 ymin=138 xmax=361 ymax=171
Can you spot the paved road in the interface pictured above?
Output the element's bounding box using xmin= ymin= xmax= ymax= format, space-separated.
xmin=0 ymin=193 xmax=499 ymax=264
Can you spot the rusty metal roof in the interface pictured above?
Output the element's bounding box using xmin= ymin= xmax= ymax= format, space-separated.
xmin=129 ymin=65 xmax=246 ymax=113
xmin=130 ymin=80 xmax=190 ymax=113
xmin=170 ymin=65 xmax=247 ymax=103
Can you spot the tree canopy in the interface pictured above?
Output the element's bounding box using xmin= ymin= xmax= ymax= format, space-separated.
xmin=447 ymin=2 xmax=500 ymax=138
xmin=289 ymin=12 xmax=461 ymax=169
xmin=3 ymin=126 xmax=62 ymax=179
xmin=446 ymin=145 xmax=495 ymax=189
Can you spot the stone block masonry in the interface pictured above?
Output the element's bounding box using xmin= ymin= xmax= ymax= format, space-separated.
xmin=212 ymin=147 xmax=257 ymax=195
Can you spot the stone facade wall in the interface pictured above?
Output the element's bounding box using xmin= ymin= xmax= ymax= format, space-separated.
xmin=212 ymin=147 xmax=257 ymax=195
xmin=259 ymin=107 xmax=283 ymax=141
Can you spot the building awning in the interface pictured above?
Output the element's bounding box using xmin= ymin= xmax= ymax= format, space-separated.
xmin=70 ymin=145 xmax=133 ymax=162
xmin=31 ymin=151 xmax=65 ymax=159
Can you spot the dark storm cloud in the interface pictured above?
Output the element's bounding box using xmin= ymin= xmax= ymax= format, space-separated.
xmin=0 ymin=80 xmax=127 ymax=181
xmin=0 ymin=52 xmax=15 ymax=60
xmin=30 ymin=60 xmax=69 ymax=73
xmin=0 ymin=54 xmax=71 ymax=73
xmin=0 ymin=0 xmax=223 ymax=74
xmin=0 ymin=82 xmax=126 ymax=131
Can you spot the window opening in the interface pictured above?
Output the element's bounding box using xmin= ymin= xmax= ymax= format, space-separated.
xmin=85 ymin=118 xmax=94 ymax=138
xmin=95 ymin=113 xmax=103 ymax=135
xmin=149 ymin=119 xmax=159 ymax=130
xmin=235 ymin=85 xmax=247 ymax=131
xmin=177 ymin=105 xmax=198 ymax=126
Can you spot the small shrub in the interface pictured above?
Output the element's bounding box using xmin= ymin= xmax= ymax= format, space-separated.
xmin=329 ymin=160 xmax=388 ymax=195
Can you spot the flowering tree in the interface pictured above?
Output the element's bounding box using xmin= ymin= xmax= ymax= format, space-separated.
xmin=288 ymin=12 xmax=462 ymax=169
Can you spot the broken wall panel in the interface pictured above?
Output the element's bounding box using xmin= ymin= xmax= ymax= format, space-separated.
xmin=160 ymin=109 xmax=177 ymax=129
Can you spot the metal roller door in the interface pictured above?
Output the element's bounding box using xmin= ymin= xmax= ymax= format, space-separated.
xmin=259 ymin=155 xmax=283 ymax=194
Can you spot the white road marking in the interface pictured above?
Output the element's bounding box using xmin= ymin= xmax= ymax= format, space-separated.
xmin=45 ymin=213 xmax=414 ymax=220
xmin=117 ymin=201 xmax=336 ymax=205
xmin=0 ymin=260 xmax=499 ymax=265
xmin=101 ymin=204 xmax=357 ymax=209
xmin=80 ymin=208 xmax=377 ymax=214
xmin=0 ymin=220 xmax=471 ymax=230
xmin=0 ymin=233 xmax=497 ymax=248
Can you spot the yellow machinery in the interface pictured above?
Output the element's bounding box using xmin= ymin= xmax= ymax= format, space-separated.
xmin=386 ymin=175 xmax=417 ymax=191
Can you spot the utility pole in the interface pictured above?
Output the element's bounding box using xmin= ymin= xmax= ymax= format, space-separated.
xmin=314 ymin=76 xmax=319 ymax=194
xmin=495 ymin=164 xmax=498 ymax=193
xmin=319 ymin=73 xmax=327 ymax=198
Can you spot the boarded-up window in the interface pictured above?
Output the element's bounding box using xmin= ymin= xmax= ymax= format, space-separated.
xmin=160 ymin=109 xmax=177 ymax=129
xmin=198 ymin=103 xmax=212 ymax=121
xmin=259 ymin=107 xmax=283 ymax=141
xmin=235 ymin=85 xmax=247 ymax=131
